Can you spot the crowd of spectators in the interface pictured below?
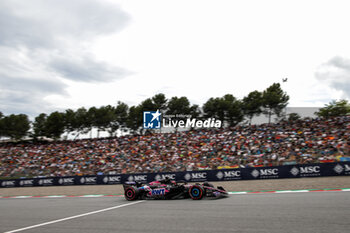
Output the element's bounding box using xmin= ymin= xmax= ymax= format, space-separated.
xmin=0 ymin=116 xmax=349 ymax=178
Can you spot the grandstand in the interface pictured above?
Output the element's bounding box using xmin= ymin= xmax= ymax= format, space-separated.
xmin=1 ymin=116 xmax=349 ymax=178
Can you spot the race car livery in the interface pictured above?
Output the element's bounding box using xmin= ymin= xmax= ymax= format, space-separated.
xmin=123 ymin=178 xmax=228 ymax=201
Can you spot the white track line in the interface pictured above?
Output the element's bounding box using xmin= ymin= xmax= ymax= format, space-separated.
xmin=4 ymin=200 xmax=144 ymax=233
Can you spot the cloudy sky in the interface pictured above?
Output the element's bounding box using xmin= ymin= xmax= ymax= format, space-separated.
xmin=1 ymin=0 xmax=350 ymax=117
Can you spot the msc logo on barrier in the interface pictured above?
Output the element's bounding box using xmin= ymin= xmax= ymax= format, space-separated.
xmin=251 ymin=168 xmax=279 ymax=178
xmin=19 ymin=180 xmax=34 ymax=186
xmin=58 ymin=178 xmax=74 ymax=185
xmin=80 ymin=177 xmax=97 ymax=184
xmin=103 ymin=176 xmax=121 ymax=184
xmin=333 ymin=164 xmax=350 ymax=175
xmin=38 ymin=179 xmax=54 ymax=186
xmin=334 ymin=164 xmax=344 ymax=174
xmin=1 ymin=180 xmax=15 ymax=187
xmin=143 ymin=110 xmax=161 ymax=129
xmin=301 ymin=166 xmax=320 ymax=177
xmin=290 ymin=167 xmax=299 ymax=176
xmin=216 ymin=171 xmax=241 ymax=180
xmin=300 ymin=166 xmax=320 ymax=174
xmin=127 ymin=175 xmax=147 ymax=182
xmin=155 ymin=174 xmax=176 ymax=181
xmin=290 ymin=166 xmax=321 ymax=177
xmin=184 ymin=172 xmax=207 ymax=181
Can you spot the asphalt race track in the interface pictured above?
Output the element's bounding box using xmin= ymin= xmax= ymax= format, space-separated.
xmin=1 ymin=192 xmax=349 ymax=233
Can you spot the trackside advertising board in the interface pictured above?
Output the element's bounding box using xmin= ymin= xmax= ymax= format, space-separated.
xmin=1 ymin=162 xmax=349 ymax=188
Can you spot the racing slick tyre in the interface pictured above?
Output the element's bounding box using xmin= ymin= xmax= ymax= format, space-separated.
xmin=189 ymin=185 xmax=204 ymax=200
xmin=124 ymin=186 xmax=139 ymax=201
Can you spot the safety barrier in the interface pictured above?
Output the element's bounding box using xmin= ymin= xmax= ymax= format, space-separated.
xmin=1 ymin=162 xmax=349 ymax=188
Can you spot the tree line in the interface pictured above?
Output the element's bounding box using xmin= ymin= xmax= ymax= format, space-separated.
xmin=0 ymin=83 xmax=348 ymax=141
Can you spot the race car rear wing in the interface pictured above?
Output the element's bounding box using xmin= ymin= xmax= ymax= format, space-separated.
xmin=123 ymin=181 xmax=143 ymax=188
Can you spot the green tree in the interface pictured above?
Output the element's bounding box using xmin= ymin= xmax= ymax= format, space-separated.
xmin=223 ymin=94 xmax=244 ymax=126
xmin=33 ymin=113 xmax=48 ymax=139
xmin=189 ymin=104 xmax=201 ymax=119
xmin=94 ymin=105 xmax=116 ymax=138
xmin=166 ymin=96 xmax=191 ymax=115
xmin=203 ymin=94 xmax=243 ymax=126
xmin=262 ymin=83 xmax=289 ymax=123
xmin=316 ymin=99 xmax=350 ymax=118
xmin=203 ymin=97 xmax=225 ymax=122
xmin=64 ymin=109 xmax=77 ymax=137
xmin=1 ymin=114 xmax=31 ymax=140
xmin=74 ymin=107 xmax=89 ymax=138
xmin=152 ymin=93 xmax=167 ymax=111
xmin=287 ymin=112 xmax=301 ymax=122
xmin=166 ymin=96 xmax=192 ymax=131
xmin=140 ymin=98 xmax=156 ymax=111
xmin=126 ymin=105 xmax=143 ymax=134
xmin=86 ymin=107 xmax=99 ymax=138
xmin=109 ymin=101 xmax=129 ymax=136
xmin=45 ymin=111 xmax=65 ymax=139
xmin=242 ymin=90 xmax=263 ymax=125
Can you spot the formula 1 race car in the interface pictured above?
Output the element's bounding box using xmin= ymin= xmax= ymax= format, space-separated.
xmin=123 ymin=178 xmax=228 ymax=201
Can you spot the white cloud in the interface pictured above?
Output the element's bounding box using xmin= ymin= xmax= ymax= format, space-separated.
xmin=1 ymin=0 xmax=350 ymax=118
xmin=315 ymin=56 xmax=350 ymax=99
xmin=0 ymin=0 xmax=130 ymax=116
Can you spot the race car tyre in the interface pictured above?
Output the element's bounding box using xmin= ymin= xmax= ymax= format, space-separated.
xmin=124 ymin=186 xmax=139 ymax=201
xmin=189 ymin=185 xmax=204 ymax=200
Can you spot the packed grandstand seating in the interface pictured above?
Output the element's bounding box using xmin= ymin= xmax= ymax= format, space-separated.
xmin=0 ymin=116 xmax=349 ymax=178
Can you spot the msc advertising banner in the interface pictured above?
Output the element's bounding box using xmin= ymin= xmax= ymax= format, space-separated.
xmin=1 ymin=162 xmax=349 ymax=188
